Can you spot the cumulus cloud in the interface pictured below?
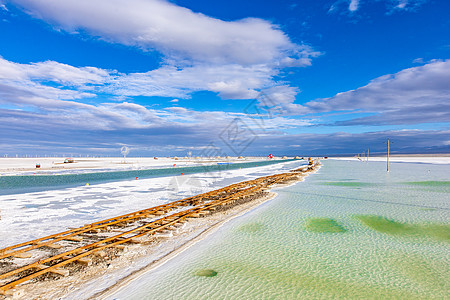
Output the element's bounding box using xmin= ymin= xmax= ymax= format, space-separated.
xmin=1 ymin=56 xmax=304 ymax=103
xmin=6 ymin=0 xmax=322 ymax=109
xmin=0 ymin=63 xmax=318 ymax=156
xmin=334 ymin=104 xmax=450 ymax=126
xmin=0 ymin=55 xmax=445 ymax=155
xmin=107 ymin=63 xmax=274 ymax=99
xmin=254 ymin=129 xmax=450 ymax=155
xmin=0 ymin=58 xmax=313 ymax=151
xmin=0 ymin=57 xmax=104 ymax=109
xmin=10 ymin=0 xmax=317 ymax=67
xmin=0 ymin=57 xmax=110 ymax=85
xmin=262 ymin=85 xmax=299 ymax=105
xmin=349 ymin=0 xmax=360 ymax=12
xmin=255 ymin=85 xmax=311 ymax=115
xmin=329 ymin=0 xmax=427 ymax=15
xmin=1 ymin=107 xmax=447 ymax=156
xmin=3 ymin=0 xmax=443 ymax=156
xmin=388 ymin=0 xmax=428 ymax=12
xmin=0 ymin=57 xmax=114 ymax=111
xmin=5 ymin=0 xmax=323 ymax=106
xmin=328 ymin=0 xmax=361 ymax=14
xmin=302 ymin=60 xmax=450 ymax=125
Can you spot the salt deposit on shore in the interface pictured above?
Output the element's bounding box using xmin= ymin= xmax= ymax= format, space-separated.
xmin=0 ymin=160 xmax=312 ymax=299
xmin=13 ymin=192 xmax=281 ymax=300
xmin=0 ymin=160 xmax=304 ymax=248
xmin=103 ymin=159 xmax=449 ymax=300
xmin=0 ymin=156 xmax=275 ymax=175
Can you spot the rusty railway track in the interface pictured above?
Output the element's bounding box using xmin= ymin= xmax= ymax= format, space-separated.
xmin=0 ymin=162 xmax=320 ymax=296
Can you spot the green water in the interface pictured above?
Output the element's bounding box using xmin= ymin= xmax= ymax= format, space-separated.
xmin=400 ymin=181 xmax=450 ymax=194
xmin=404 ymin=181 xmax=450 ymax=187
xmin=110 ymin=160 xmax=450 ymax=299
xmin=238 ymin=222 xmax=267 ymax=233
xmin=195 ymin=269 xmax=218 ymax=277
xmin=322 ymin=181 xmax=374 ymax=188
xmin=355 ymin=215 xmax=450 ymax=242
xmin=304 ymin=218 xmax=348 ymax=233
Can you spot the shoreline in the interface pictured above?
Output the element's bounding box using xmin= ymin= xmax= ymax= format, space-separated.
xmin=94 ymin=169 xmax=319 ymax=299
xmin=104 ymin=158 xmax=449 ymax=299
xmin=0 ymin=157 xmax=284 ymax=175
xmin=93 ymin=191 xmax=280 ymax=299
xmin=0 ymin=160 xmax=305 ymax=251
xmin=2 ymin=164 xmax=320 ymax=299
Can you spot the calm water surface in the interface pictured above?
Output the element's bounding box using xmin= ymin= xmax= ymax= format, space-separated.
xmin=110 ymin=160 xmax=449 ymax=299
xmin=0 ymin=159 xmax=292 ymax=195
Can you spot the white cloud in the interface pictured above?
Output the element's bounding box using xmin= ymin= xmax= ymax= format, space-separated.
xmin=2 ymin=57 xmax=448 ymax=129
xmin=396 ymin=0 xmax=408 ymax=9
xmin=390 ymin=0 xmax=427 ymax=10
xmin=99 ymin=63 xmax=272 ymax=99
xmin=10 ymin=0 xmax=317 ymax=67
xmin=258 ymin=85 xmax=311 ymax=115
xmin=170 ymin=99 xmax=179 ymax=103
xmin=0 ymin=56 xmax=292 ymax=105
xmin=329 ymin=0 xmax=427 ymax=15
xmin=0 ymin=57 xmax=110 ymax=86
xmin=349 ymin=0 xmax=360 ymax=12
xmin=0 ymin=57 xmax=107 ymax=110
xmin=7 ymin=0 xmax=321 ymax=108
xmin=328 ymin=0 xmax=360 ymax=14
xmin=2 ymin=107 xmax=447 ymax=155
xmin=385 ymin=0 xmax=428 ymax=13
xmin=302 ymin=59 xmax=450 ymax=125
xmin=262 ymin=85 xmax=299 ymax=105
xmin=256 ymin=129 xmax=450 ymax=154
xmin=0 ymin=58 xmax=312 ymax=135
xmin=0 ymin=56 xmax=445 ymax=154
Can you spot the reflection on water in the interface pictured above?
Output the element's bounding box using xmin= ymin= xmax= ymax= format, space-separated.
xmin=110 ymin=160 xmax=450 ymax=299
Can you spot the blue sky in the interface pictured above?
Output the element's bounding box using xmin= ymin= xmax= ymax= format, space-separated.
xmin=0 ymin=0 xmax=449 ymax=156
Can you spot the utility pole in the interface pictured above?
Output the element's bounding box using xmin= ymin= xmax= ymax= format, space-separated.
xmin=367 ymin=148 xmax=369 ymax=163
xmin=387 ymin=139 xmax=390 ymax=172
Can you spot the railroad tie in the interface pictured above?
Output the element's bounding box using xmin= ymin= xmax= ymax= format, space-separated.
xmin=93 ymin=250 xmax=107 ymax=257
xmin=62 ymin=256 xmax=91 ymax=266
xmin=42 ymin=243 xmax=63 ymax=250
xmin=0 ymin=161 xmax=320 ymax=294
xmin=63 ymin=236 xmax=83 ymax=242
xmin=154 ymin=210 xmax=167 ymax=215
xmin=114 ymin=245 xmax=128 ymax=251
xmin=0 ymin=288 xmax=23 ymax=297
xmin=188 ymin=213 xmax=201 ymax=218
xmin=34 ymin=264 xmax=69 ymax=277
xmin=113 ymin=237 xmax=141 ymax=244
xmin=12 ymin=252 xmax=33 ymax=259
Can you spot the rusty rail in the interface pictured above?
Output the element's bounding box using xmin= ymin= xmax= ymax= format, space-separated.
xmin=0 ymin=161 xmax=320 ymax=296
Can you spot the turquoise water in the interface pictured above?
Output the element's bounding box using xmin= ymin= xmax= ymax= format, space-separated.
xmin=0 ymin=159 xmax=292 ymax=195
xmin=110 ymin=160 xmax=450 ymax=299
